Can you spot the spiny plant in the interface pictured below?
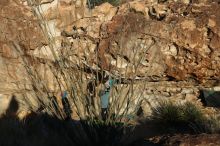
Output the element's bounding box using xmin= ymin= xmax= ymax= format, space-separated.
xmin=79 ymin=119 xmax=132 ymax=146
xmin=193 ymin=114 xmax=220 ymax=134
xmin=150 ymin=100 xmax=220 ymax=134
xmin=10 ymin=0 xmax=157 ymax=145
xmin=22 ymin=0 xmax=149 ymax=122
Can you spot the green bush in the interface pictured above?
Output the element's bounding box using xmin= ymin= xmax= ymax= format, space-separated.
xmin=181 ymin=102 xmax=205 ymax=124
xmin=151 ymin=101 xmax=207 ymax=133
xmin=79 ymin=119 xmax=131 ymax=146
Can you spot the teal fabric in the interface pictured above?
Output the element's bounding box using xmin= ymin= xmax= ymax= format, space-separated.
xmin=109 ymin=78 xmax=115 ymax=87
xmin=62 ymin=91 xmax=68 ymax=99
xmin=100 ymin=78 xmax=115 ymax=108
xmin=101 ymin=90 xmax=110 ymax=108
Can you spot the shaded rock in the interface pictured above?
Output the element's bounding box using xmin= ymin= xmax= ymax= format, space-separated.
xmin=1 ymin=0 xmax=220 ymax=118
xmin=160 ymin=134 xmax=220 ymax=146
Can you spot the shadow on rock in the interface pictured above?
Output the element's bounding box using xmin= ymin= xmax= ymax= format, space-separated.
xmin=0 ymin=96 xmax=150 ymax=146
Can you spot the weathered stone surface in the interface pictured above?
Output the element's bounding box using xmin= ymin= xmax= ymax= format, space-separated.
xmin=48 ymin=0 xmax=220 ymax=118
xmin=0 ymin=0 xmax=46 ymax=94
xmin=0 ymin=1 xmax=46 ymax=52
xmin=55 ymin=0 xmax=220 ymax=84
xmin=0 ymin=0 xmax=57 ymax=116
xmin=121 ymin=82 xmax=203 ymax=116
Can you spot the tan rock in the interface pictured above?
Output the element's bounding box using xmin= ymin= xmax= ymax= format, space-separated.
xmin=208 ymin=18 xmax=216 ymax=28
xmin=181 ymin=20 xmax=196 ymax=31
xmin=129 ymin=1 xmax=148 ymax=17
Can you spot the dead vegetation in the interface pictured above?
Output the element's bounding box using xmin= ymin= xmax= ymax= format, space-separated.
xmin=1 ymin=0 xmax=220 ymax=146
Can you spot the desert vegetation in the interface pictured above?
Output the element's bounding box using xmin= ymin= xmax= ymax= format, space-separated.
xmin=1 ymin=0 xmax=220 ymax=146
xmin=150 ymin=101 xmax=220 ymax=134
xmin=1 ymin=97 xmax=220 ymax=146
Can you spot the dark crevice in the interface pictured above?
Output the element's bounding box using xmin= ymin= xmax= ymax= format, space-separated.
xmin=198 ymin=90 xmax=207 ymax=106
xmin=123 ymin=55 xmax=130 ymax=63
xmin=173 ymin=42 xmax=180 ymax=55
xmin=207 ymin=27 xmax=213 ymax=38
xmin=148 ymin=8 xmax=161 ymax=21
xmin=157 ymin=14 xmax=166 ymax=21
xmin=148 ymin=8 xmax=166 ymax=21
xmin=166 ymin=75 xmax=176 ymax=81
xmin=183 ymin=11 xmax=189 ymax=16
xmin=158 ymin=0 xmax=168 ymax=3
xmin=199 ymin=89 xmax=220 ymax=108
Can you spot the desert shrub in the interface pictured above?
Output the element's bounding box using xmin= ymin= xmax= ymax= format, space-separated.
xmin=196 ymin=115 xmax=220 ymax=134
xmin=151 ymin=101 xmax=207 ymax=133
xmin=24 ymin=114 xmax=131 ymax=146
xmin=0 ymin=112 xmax=133 ymax=146
xmin=20 ymin=0 xmax=145 ymax=123
xmin=151 ymin=101 xmax=183 ymax=127
xmin=9 ymin=0 xmax=163 ymax=145
xmin=181 ymin=102 xmax=205 ymax=125
xmin=78 ymin=119 xmax=130 ymax=146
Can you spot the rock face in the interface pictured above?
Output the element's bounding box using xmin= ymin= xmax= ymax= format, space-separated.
xmin=51 ymin=0 xmax=220 ymax=115
xmin=60 ymin=0 xmax=220 ymax=83
xmin=0 ymin=0 xmax=220 ymax=117
xmin=0 ymin=0 xmax=54 ymax=116
xmin=39 ymin=0 xmax=220 ymax=84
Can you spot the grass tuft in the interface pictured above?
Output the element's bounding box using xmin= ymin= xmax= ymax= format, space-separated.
xmin=150 ymin=101 xmax=220 ymax=134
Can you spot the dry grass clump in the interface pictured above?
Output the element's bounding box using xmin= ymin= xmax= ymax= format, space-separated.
xmin=150 ymin=101 xmax=220 ymax=134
